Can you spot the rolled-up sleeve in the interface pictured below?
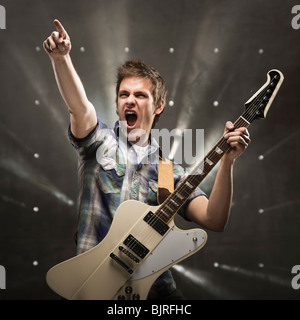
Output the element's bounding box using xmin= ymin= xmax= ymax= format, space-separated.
xmin=68 ymin=118 xmax=108 ymax=149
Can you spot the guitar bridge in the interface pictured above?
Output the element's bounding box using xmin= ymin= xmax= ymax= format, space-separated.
xmin=119 ymin=246 xmax=140 ymax=263
xmin=109 ymin=253 xmax=133 ymax=274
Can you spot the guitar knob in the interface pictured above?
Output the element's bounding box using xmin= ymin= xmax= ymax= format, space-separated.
xmin=118 ymin=295 xmax=125 ymax=300
xmin=133 ymin=294 xmax=140 ymax=300
xmin=125 ymin=286 xmax=132 ymax=294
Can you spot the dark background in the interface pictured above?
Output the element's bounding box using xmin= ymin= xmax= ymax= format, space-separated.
xmin=0 ymin=0 xmax=299 ymax=300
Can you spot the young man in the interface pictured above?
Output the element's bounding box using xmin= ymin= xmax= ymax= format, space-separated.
xmin=44 ymin=20 xmax=250 ymax=299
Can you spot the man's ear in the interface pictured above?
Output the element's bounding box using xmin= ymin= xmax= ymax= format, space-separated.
xmin=154 ymin=101 xmax=165 ymax=115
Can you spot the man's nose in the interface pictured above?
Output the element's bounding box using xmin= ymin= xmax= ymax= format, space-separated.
xmin=126 ymin=94 xmax=136 ymax=106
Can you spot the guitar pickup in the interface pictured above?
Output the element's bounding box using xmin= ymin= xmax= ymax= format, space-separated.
xmin=144 ymin=211 xmax=169 ymax=236
xmin=123 ymin=234 xmax=149 ymax=259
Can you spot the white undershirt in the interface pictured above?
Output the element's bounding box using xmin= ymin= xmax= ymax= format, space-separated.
xmin=119 ymin=143 xmax=149 ymax=203
xmin=131 ymin=143 xmax=149 ymax=164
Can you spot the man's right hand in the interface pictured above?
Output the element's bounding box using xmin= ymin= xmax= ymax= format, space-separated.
xmin=43 ymin=19 xmax=71 ymax=58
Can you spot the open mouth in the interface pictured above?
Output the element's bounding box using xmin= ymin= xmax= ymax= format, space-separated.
xmin=125 ymin=110 xmax=138 ymax=128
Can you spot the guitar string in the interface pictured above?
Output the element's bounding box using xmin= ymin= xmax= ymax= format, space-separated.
xmin=124 ymin=73 xmax=280 ymax=258
xmin=126 ymin=73 xmax=280 ymax=255
xmin=153 ymin=73 xmax=280 ymax=224
xmin=140 ymin=75 xmax=280 ymax=259
xmin=156 ymin=75 xmax=280 ymax=226
xmin=139 ymin=73 xmax=281 ymax=249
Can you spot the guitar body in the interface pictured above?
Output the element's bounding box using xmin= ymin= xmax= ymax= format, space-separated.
xmin=46 ymin=200 xmax=207 ymax=300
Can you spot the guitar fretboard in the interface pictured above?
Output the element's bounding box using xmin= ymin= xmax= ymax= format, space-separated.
xmin=155 ymin=116 xmax=251 ymax=224
xmin=154 ymin=69 xmax=283 ymax=224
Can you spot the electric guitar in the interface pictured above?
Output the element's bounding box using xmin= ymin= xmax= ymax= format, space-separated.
xmin=46 ymin=69 xmax=284 ymax=300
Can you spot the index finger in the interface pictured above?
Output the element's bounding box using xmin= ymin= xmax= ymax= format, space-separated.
xmin=223 ymin=121 xmax=234 ymax=134
xmin=54 ymin=19 xmax=67 ymax=37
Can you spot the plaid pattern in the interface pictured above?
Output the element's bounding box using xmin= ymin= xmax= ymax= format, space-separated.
xmin=68 ymin=119 xmax=206 ymax=297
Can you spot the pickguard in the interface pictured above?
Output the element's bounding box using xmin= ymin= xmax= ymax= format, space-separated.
xmin=130 ymin=226 xmax=207 ymax=280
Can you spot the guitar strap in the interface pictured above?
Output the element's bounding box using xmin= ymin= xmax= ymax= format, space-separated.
xmin=158 ymin=151 xmax=174 ymax=204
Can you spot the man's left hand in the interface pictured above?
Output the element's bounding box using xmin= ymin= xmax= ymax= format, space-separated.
xmin=223 ymin=121 xmax=251 ymax=161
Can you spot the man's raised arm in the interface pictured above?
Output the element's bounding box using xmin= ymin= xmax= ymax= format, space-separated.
xmin=43 ymin=19 xmax=97 ymax=139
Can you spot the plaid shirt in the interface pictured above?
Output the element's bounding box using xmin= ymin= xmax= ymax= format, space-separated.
xmin=68 ymin=119 xmax=206 ymax=297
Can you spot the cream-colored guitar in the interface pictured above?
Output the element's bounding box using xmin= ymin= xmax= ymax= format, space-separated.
xmin=46 ymin=69 xmax=283 ymax=300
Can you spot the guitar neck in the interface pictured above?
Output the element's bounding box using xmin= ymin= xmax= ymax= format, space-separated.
xmin=154 ymin=69 xmax=283 ymax=224
xmin=155 ymin=116 xmax=250 ymax=224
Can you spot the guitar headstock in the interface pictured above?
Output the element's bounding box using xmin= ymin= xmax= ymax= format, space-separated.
xmin=244 ymin=69 xmax=284 ymax=122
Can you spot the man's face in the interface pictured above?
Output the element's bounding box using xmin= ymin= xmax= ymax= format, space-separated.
xmin=116 ymin=77 xmax=163 ymax=144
